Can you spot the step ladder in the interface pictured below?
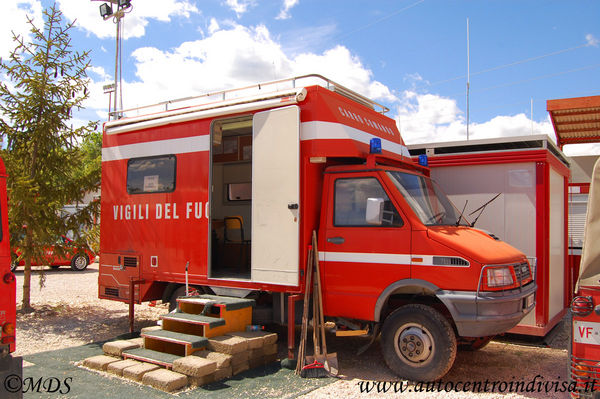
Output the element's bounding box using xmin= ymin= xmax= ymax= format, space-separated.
xmin=123 ymin=294 xmax=255 ymax=368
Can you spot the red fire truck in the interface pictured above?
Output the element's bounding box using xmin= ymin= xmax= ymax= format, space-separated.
xmin=0 ymin=157 xmax=21 ymax=398
xmin=99 ymin=75 xmax=536 ymax=381
xmin=570 ymin=158 xmax=600 ymax=398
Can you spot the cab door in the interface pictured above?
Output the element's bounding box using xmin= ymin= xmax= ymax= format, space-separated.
xmin=320 ymin=171 xmax=411 ymax=321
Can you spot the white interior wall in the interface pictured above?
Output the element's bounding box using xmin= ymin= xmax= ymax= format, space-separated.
xmin=431 ymin=162 xmax=538 ymax=327
xmin=549 ymin=168 xmax=565 ymax=319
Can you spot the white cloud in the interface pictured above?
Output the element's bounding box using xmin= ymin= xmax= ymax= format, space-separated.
xmin=396 ymin=91 xmax=555 ymax=145
xmin=208 ymin=18 xmax=220 ymax=35
xmin=224 ymin=0 xmax=255 ymax=18
xmin=563 ymin=143 xmax=600 ymax=156
xmin=57 ymin=0 xmax=199 ymax=40
xmin=0 ymin=1 xmax=43 ymax=58
xmin=91 ymin=23 xmax=395 ymax=114
xmin=586 ymin=33 xmax=599 ymax=47
xmin=276 ymin=0 xmax=299 ymax=20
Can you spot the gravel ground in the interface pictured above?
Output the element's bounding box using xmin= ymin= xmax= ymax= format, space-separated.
xmin=13 ymin=264 xmax=571 ymax=398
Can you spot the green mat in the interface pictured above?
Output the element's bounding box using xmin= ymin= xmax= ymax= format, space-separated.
xmin=19 ymin=337 xmax=333 ymax=398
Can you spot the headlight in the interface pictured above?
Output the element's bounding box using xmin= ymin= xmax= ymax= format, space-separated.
xmin=484 ymin=266 xmax=515 ymax=290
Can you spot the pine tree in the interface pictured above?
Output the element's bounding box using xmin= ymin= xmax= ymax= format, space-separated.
xmin=0 ymin=3 xmax=100 ymax=311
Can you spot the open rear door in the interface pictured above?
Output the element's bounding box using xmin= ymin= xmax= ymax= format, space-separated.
xmin=251 ymin=106 xmax=300 ymax=285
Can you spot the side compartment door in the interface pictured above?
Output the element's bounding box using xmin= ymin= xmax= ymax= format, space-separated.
xmin=251 ymin=106 xmax=300 ymax=285
xmin=321 ymin=173 xmax=411 ymax=321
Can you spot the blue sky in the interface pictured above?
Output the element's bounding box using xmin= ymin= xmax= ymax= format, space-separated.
xmin=2 ymin=0 xmax=599 ymax=155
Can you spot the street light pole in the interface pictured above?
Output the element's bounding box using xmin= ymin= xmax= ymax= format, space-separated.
xmin=113 ymin=13 xmax=120 ymax=119
xmin=95 ymin=0 xmax=131 ymax=120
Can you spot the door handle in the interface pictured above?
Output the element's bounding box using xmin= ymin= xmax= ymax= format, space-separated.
xmin=327 ymin=237 xmax=345 ymax=245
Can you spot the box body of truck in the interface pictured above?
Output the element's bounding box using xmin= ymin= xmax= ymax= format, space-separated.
xmin=99 ymin=75 xmax=536 ymax=380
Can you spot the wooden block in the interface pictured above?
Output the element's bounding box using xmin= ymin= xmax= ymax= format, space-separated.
xmin=125 ymin=337 xmax=145 ymax=348
xmin=140 ymin=325 xmax=162 ymax=334
xmin=107 ymin=359 xmax=140 ymax=376
xmin=208 ymin=335 xmax=248 ymax=355
xmin=193 ymin=350 xmax=232 ymax=369
xmin=248 ymin=356 xmax=263 ymax=369
xmin=142 ymin=369 xmax=188 ymax=392
xmin=262 ymin=343 xmax=277 ymax=356
xmin=82 ymin=355 xmax=120 ymax=371
xmin=188 ymin=373 xmax=215 ymax=387
xmin=248 ymin=348 xmax=262 ymax=360
xmin=122 ymin=362 xmax=161 ymax=382
xmin=172 ymin=356 xmax=217 ymax=377
xmin=230 ymin=350 xmax=249 ymax=365
xmin=103 ymin=340 xmax=141 ymax=357
xmin=227 ymin=331 xmax=265 ymax=349
xmin=232 ymin=361 xmax=249 ymax=375
xmin=214 ymin=365 xmax=233 ymax=381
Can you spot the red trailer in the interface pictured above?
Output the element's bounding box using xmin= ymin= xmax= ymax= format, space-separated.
xmin=408 ymin=135 xmax=570 ymax=336
xmin=0 ymin=157 xmax=21 ymax=398
xmin=99 ymin=75 xmax=536 ymax=381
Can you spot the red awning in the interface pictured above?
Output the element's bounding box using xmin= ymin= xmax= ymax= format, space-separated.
xmin=547 ymin=95 xmax=600 ymax=148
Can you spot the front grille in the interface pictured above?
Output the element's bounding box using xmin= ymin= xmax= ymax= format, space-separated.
xmin=570 ymin=354 xmax=600 ymax=398
xmin=513 ymin=262 xmax=531 ymax=283
xmin=105 ymin=287 xmax=119 ymax=297
xmin=123 ymin=257 xmax=138 ymax=268
xmin=433 ymin=256 xmax=469 ymax=267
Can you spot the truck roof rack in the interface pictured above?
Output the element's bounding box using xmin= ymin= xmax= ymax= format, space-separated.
xmin=108 ymin=74 xmax=390 ymax=121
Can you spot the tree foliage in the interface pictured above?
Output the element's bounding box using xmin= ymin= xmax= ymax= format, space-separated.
xmin=0 ymin=3 xmax=100 ymax=310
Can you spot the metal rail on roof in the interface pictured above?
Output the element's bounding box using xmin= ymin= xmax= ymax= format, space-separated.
xmin=108 ymin=74 xmax=390 ymax=120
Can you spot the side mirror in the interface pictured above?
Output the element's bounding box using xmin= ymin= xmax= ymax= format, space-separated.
xmin=365 ymin=198 xmax=384 ymax=225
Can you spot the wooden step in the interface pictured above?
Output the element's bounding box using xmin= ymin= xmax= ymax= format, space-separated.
xmin=142 ymin=329 xmax=209 ymax=349
xmin=160 ymin=312 xmax=225 ymax=328
xmin=122 ymin=348 xmax=181 ymax=368
xmin=177 ymin=295 xmax=255 ymax=311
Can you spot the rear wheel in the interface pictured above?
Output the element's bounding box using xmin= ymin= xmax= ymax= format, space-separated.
xmin=381 ymin=304 xmax=457 ymax=381
xmin=70 ymin=254 xmax=89 ymax=271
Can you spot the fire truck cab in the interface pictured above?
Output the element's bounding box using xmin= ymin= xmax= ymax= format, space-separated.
xmin=99 ymin=75 xmax=536 ymax=381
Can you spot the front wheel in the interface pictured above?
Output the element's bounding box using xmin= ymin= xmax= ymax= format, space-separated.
xmin=70 ymin=254 xmax=89 ymax=271
xmin=381 ymin=304 xmax=457 ymax=382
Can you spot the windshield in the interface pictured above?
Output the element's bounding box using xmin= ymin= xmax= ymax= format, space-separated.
xmin=387 ymin=171 xmax=469 ymax=226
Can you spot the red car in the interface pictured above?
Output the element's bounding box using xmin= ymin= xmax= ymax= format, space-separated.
xmin=11 ymin=236 xmax=95 ymax=272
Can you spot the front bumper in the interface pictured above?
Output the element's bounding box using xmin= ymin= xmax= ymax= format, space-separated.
xmin=437 ymin=281 xmax=537 ymax=337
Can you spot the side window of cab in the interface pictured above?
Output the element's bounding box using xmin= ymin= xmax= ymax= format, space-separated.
xmin=334 ymin=177 xmax=403 ymax=227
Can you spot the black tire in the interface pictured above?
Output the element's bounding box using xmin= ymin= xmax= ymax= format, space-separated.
xmin=458 ymin=336 xmax=494 ymax=351
xmin=50 ymin=265 xmax=60 ymax=270
xmin=70 ymin=254 xmax=89 ymax=271
xmin=381 ymin=304 xmax=457 ymax=382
